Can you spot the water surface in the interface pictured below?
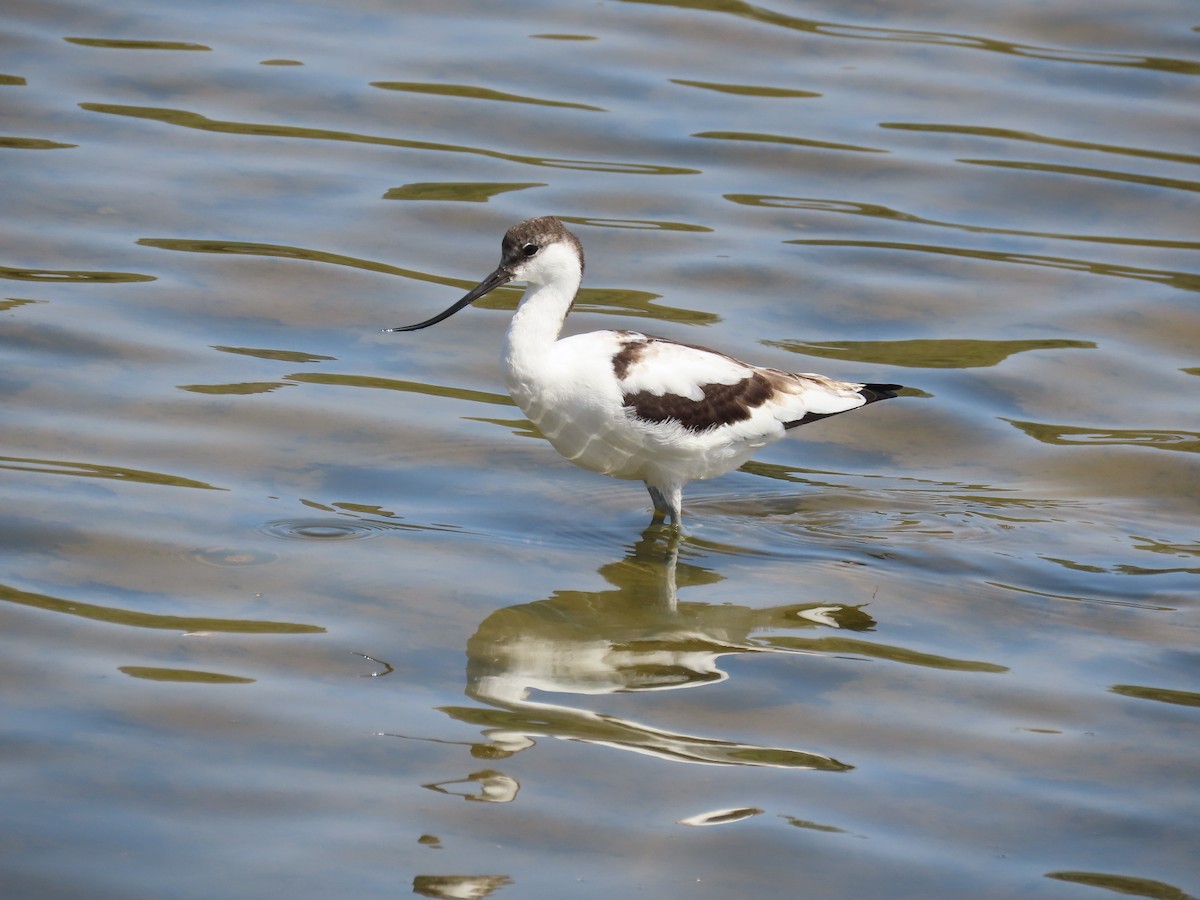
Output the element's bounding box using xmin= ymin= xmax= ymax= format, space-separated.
xmin=2 ymin=0 xmax=1197 ymax=897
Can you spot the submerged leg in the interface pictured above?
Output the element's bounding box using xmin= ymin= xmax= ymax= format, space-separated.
xmin=645 ymin=482 xmax=683 ymax=528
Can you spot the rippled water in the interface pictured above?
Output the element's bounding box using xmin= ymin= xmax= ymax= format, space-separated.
xmin=2 ymin=0 xmax=1197 ymax=897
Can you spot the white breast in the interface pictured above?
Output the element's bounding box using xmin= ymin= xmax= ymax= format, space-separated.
xmin=505 ymin=332 xmax=651 ymax=479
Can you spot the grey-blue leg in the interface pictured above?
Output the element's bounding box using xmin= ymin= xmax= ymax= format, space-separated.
xmin=645 ymin=482 xmax=683 ymax=527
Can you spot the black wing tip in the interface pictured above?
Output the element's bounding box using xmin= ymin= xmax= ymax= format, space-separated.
xmin=861 ymin=383 xmax=904 ymax=403
xmin=783 ymin=382 xmax=906 ymax=430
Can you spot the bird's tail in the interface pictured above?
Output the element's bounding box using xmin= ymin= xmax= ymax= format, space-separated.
xmin=784 ymin=383 xmax=904 ymax=429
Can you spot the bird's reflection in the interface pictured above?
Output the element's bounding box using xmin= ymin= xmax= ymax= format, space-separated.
xmin=412 ymin=873 xmax=513 ymax=899
xmin=425 ymin=528 xmax=872 ymax=786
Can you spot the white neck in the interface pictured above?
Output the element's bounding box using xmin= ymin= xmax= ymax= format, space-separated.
xmin=502 ymin=247 xmax=582 ymax=388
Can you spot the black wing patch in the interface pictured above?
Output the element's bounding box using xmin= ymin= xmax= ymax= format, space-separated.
xmin=623 ymin=372 xmax=776 ymax=432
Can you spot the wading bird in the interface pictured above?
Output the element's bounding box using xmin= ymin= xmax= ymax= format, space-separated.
xmin=386 ymin=216 xmax=902 ymax=527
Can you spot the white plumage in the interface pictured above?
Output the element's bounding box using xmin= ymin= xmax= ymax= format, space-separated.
xmin=387 ymin=216 xmax=902 ymax=526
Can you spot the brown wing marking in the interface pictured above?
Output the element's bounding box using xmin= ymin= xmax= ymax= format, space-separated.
xmin=623 ymin=372 xmax=776 ymax=432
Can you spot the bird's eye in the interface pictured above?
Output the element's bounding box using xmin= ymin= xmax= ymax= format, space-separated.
xmin=521 ymin=243 xmax=538 ymax=257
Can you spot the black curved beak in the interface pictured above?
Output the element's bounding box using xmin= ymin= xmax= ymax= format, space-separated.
xmin=383 ymin=265 xmax=514 ymax=332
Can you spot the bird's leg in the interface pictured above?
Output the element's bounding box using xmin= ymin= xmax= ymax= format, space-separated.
xmin=645 ymin=482 xmax=683 ymax=529
xmin=646 ymin=483 xmax=669 ymax=522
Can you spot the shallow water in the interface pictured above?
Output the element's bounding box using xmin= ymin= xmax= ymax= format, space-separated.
xmin=2 ymin=0 xmax=1198 ymax=897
